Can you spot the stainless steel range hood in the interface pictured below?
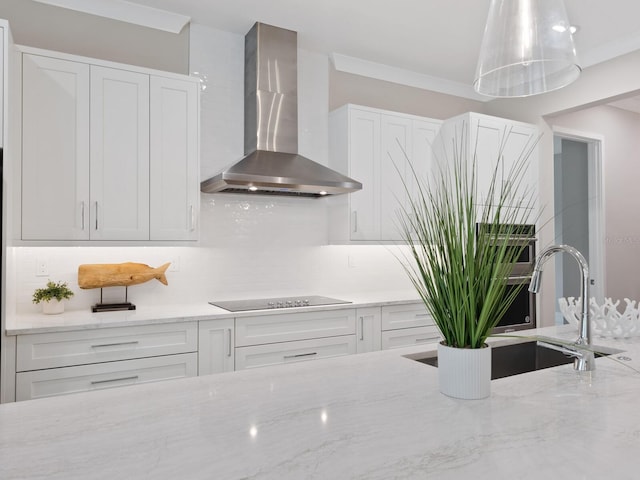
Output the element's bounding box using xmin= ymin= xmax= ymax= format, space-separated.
xmin=200 ymin=22 xmax=362 ymax=198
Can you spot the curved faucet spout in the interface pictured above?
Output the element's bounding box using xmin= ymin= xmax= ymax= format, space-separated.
xmin=529 ymin=244 xmax=594 ymax=371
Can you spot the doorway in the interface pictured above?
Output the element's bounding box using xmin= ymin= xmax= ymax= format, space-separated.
xmin=552 ymin=129 xmax=605 ymax=324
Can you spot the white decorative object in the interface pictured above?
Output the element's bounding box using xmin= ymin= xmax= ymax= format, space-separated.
xmin=559 ymin=297 xmax=640 ymax=338
xmin=437 ymin=342 xmax=491 ymax=400
xmin=42 ymin=299 xmax=65 ymax=315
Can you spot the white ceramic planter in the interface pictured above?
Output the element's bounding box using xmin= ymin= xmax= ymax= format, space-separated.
xmin=42 ymin=299 xmax=64 ymax=315
xmin=437 ymin=342 xmax=491 ymax=399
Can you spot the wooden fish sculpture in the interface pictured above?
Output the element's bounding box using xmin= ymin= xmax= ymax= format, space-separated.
xmin=78 ymin=262 xmax=171 ymax=289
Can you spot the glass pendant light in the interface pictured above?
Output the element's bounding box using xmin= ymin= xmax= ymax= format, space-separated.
xmin=474 ymin=0 xmax=581 ymax=97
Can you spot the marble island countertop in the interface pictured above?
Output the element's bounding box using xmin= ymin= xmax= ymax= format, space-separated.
xmin=0 ymin=325 xmax=639 ymax=479
xmin=6 ymin=291 xmax=423 ymax=335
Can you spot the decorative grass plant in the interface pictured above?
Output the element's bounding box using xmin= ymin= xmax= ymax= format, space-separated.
xmin=397 ymin=123 xmax=539 ymax=349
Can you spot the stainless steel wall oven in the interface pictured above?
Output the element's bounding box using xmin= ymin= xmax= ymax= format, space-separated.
xmin=476 ymin=223 xmax=537 ymax=333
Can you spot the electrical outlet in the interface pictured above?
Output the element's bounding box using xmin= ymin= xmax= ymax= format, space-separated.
xmin=348 ymin=255 xmax=357 ymax=268
xmin=168 ymin=257 xmax=180 ymax=272
xmin=36 ymin=258 xmax=49 ymax=277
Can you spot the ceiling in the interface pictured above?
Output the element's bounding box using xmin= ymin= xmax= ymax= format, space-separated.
xmin=39 ymin=0 xmax=640 ymax=102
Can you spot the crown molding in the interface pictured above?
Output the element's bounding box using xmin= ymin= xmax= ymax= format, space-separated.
xmin=33 ymin=0 xmax=190 ymax=34
xmin=330 ymin=53 xmax=491 ymax=103
xmin=579 ymin=31 xmax=640 ymax=69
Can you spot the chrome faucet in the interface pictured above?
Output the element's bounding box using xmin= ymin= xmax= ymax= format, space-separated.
xmin=529 ymin=245 xmax=595 ymax=371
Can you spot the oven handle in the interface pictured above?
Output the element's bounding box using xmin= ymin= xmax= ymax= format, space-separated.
xmin=490 ymin=235 xmax=537 ymax=243
xmin=506 ymin=275 xmax=533 ymax=284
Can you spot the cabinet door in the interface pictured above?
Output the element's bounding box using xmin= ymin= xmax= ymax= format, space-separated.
xmin=349 ymin=108 xmax=381 ymax=240
xmin=150 ymin=76 xmax=199 ymax=240
xmin=380 ymin=114 xmax=412 ymax=240
xmin=198 ymin=318 xmax=234 ymax=376
xmin=16 ymin=322 xmax=198 ymax=371
xmin=16 ymin=352 xmax=197 ymax=401
xmin=90 ymin=66 xmax=149 ymax=240
xmin=471 ymin=115 xmax=503 ymax=206
xmin=501 ymin=123 xmax=538 ymax=212
xmin=381 ymin=325 xmax=441 ymax=350
xmin=235 ymin=309 xmax=356 ymax=347
xmin=412 ymin=119 xmax=441 ymax=197
xmin=235 ymin=335 xmax=357 ymax=370
xmin=356 ymin=307 xmax=381 ymax=353
xmin=21 ymin=54 xmax=90 ymax=240
xmin=381 ymin=302 xmax=433 ymax=330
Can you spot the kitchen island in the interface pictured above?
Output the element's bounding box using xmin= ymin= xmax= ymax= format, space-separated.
xmin=0 ymin=325 xmax=638 ymax=479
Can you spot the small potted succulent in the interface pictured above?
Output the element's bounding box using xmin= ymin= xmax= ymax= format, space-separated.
xmin=32 ymin=280 xmax=74 ymax=314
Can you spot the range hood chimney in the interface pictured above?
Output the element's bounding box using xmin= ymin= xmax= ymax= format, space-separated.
xmin=200 ymin=22 xmax=362 ymax=198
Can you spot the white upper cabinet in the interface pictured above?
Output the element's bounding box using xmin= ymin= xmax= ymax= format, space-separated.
xmin=380 ymin=114 xmax=412 ymax=241
xmin=19 ymin=48 xmax=200 ymax=242
xmin=150 ymin=76 xmax=199 ymax=241
xmin=21 ymin=54 xmax=91 ymax=240
xmin=434 ymin=112 xmax=539 ymax=222
xmin=90 ymin=66 xmax=150 ymax=240
xmin=329 ymin=104 xmax=442 ymax=243
xmin=344 ymin=107 xmax=380 ymax=241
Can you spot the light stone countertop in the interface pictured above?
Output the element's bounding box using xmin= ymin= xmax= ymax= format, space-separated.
xmin=0 ymin=325 xmax=639 ymax=479
xmin=6 ymin=291 xmax=422 ymax=335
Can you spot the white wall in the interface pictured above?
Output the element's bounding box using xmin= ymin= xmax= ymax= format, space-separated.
xmin=0 ymin=0 xmax=189 ymax=74
xmin=550 ymin=105 xmax=640 ymax=302
xmin=329 ymin=68 xmax=486 ymax=119
xmin=11 ymin=23 xmax=413 ymax=315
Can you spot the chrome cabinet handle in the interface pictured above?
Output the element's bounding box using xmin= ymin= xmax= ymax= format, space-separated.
xmin=352 ymin=211 xmax=358 ymax=233
xmin=227 ymin=328 xmax=232 ymax=357
xmin=283 ymin=352 xmax=317 ymax=359
xmin=81 ymin=201 xmax=85 ymax=230
xmin=95 ymin=201 xmax=99 ymax=230
xmin=359 ymin=316 xmax=364 ymax=341
xmin=91 ymin=341 xmax=139 ymax=349
xmin=189 ymin=205 xmax=196 ymax=232
xmin=91 ymin=375 xmax=139 ymax=385
xmin=415 ymin=313 xmax=429 ymax=319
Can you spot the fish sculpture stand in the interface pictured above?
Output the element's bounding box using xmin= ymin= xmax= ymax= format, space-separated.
xmin=77 ymin=262 xmax=170 ymax=312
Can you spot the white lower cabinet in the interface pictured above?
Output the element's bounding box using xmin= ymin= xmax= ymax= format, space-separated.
xmin=381 ymin=303 xmax=434 ymax=330
xmin=380 ymin=303 xmax=441 ymax=350
xmin=234 ymin=309 xmax=358 ymax=370
xmin=235 ymin=336 xmax=357 ymax=370
xmin=381 ymin=326 xmax=441 ymax=350
xmin=235 ymin=309 xmax=356 ymax=346
xmin=198 ymin=318 xmax=235 ymax=375
xmin=9 ymin=301 xmax=441 ymax=401
xmin=15 ymin=322 xmax=198 ymax=401
xmin=16 ymin=353 xmax=197 ymax=401
xmin=356 ymin=307 xmax=382 ymax=353
xmin=16 ymin=323 xmax=198 ymax=371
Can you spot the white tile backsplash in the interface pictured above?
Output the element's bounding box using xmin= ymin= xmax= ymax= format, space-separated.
xmin=12 ymin=244 xmax=413 ymax=313
xmin=9 ymin=23 xmax=414 ymax=315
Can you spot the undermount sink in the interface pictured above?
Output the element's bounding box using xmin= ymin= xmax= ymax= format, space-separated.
xmin=411 ymin=340 xmax=625 ymax=380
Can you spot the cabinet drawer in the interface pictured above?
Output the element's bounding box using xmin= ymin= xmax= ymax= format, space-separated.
xmin=381 ymin=326 xmax=441 ymax=350
xmin=381 ymin=303 xmax=433 ymax=330
xmin=235 ymin=335 xmax=357 ymax=370
xmin=17 ymin=322 xmax=198 ymax=371
xmin=16 ymin=352 xmax=197 ymax=401
xmin=235 ymin=309 xmax=356 ymax=347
